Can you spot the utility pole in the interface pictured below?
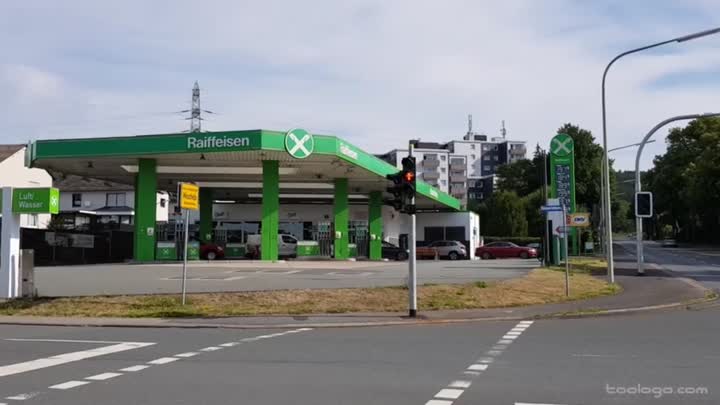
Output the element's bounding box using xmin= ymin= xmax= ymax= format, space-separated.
xmin=190 ymin=81 xmax=202 ymax=133
xmin=407 ymin=142 xmax=417 ymax=318
xmin=501 ymin=120 xmax=507 ymax=139
xmin=543 ymin=149 xmax=550 ymax=266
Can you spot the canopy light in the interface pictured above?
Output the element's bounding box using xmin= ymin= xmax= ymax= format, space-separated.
xmin=121 ymin=166 xmax=298 ymax=175
xmin=196 ymin=182 xmax=333 ymax=189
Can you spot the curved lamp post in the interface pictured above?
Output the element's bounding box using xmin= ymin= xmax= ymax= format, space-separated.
xmin=600 ymin=27 xmax=720 ymax=283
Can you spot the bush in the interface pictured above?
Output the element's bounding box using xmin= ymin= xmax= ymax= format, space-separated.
xmin=481 ymin=236 xmax=542 ymax=246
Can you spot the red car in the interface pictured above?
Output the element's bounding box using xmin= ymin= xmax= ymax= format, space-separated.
xmin=200 ymin=243 xmax=225 ymax=260
xmin=476 ymin=242 xmax=538 ymax=260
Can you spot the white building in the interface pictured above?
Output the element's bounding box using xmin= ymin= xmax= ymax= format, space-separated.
xmin=378 ymin=130 xmax=526 ymax=206
xmin=0 ymin=145 xmax=53 ymax=228
xmin=53 ymin=174 xmax=169 ymax=229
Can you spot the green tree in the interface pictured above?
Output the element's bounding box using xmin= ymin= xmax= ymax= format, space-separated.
xmin=481 ymin=191 xmax=528 ymax=236
xmin=523 ymin=188 xmax=545 ymax=237
xmin=496 ymin=144 xmax=546 ymax=197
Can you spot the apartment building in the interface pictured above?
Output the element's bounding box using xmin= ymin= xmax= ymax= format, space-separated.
xmin=378 ymin=130 xmax=526 ymax=207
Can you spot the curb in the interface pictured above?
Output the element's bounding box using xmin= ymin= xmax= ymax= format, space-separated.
xmin=0 ymin=294 xmax=716 ymax=330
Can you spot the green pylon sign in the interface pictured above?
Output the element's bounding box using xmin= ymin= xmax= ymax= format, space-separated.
xmin=549 ymin=133 xmax=578 ymax=255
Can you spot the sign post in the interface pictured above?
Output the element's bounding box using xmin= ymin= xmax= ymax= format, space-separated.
xmin=562 ymin=203 xmax=570 ymax=297
xmin=179 ymin=182 xmax=199 ymax=305
xmin=550 ymin=134 xmax=578 ymax=255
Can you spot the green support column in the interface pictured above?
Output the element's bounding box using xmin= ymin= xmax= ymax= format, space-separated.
xmin=199 ymin=188 xmax=213 ymax=243
xmin=133 ymin=158 xmax=157 ymax=262
xmin=368 ymin=191 xmax=383 ymax=260
xmin=261 ymin=160 xmax=279 ymax=261
xmin=334 ymin=178 xmax=349 ymax=260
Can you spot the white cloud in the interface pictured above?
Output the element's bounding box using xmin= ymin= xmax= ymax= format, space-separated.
xmin=2 ymin=0 xmax=720 ymax=169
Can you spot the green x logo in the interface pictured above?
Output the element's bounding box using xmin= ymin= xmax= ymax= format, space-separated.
xmin=551 ymin=133 xmax=573 ymax=157
xmin=285 ymin=128 xmax=314 ymax=159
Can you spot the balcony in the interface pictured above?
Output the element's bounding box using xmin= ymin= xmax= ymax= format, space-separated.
xmin=449 ymin=172 xmax=466 ymax=182
xmin=422 ymin=158 xmax=440 ymax=169
xmin=422 ymin=171 xmax=440 ymax=180
xmin=510 ymin=145 xmax=527 ymax=156
xmin=450 ymin=162 xmax=466 ymax=171
xmin=450 ymin=186 xmax=467 ymax=196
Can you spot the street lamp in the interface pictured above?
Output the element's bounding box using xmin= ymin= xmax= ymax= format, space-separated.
xmin=608 ymin=139 xmax=655 ymax=153
xmin=633 ymin=113 xmax=720 ymax=276
xmin=600 ymin=26 xmax=720 ymax=284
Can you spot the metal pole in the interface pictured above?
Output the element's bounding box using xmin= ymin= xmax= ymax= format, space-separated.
xmin=408 ymin=143 xmax=417 ymax=318
xmin=633 ymin=113 xmax=720 ymax=276
xmin=562 ymin=203 xmax=570 ymax=296
xmin=181 ymin=209 xmax=189 ymax=305
xmin=543 ymin=150 xmax=550 ymax=266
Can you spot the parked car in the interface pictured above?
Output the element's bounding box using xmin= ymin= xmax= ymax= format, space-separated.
xmin=382 ymin=241 xmax=408 ymax=261
xmin=416 ymin=245 xmax=440 ymax=259
xmin=426 ymin=240 xmax=467 ymax=260
xmin=245 ymin=233 xmax=299 ymax=259
xmin=661 ymin=239 xmax=679 ymax=248
xmin=476 ymin=241 xmax=538 ymax=259
xmin=200 ymin=243 xmax=225 ymax=260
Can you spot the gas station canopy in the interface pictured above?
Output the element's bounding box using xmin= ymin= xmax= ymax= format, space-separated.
xmin=26 ymin=129 xmax=461 ymax=210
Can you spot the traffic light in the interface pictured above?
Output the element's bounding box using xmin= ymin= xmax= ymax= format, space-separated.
xmin=386 ymin=172 xmax=404 ymax=212
xmin=635 ymin=191 xmax=653 ymax=218
xmin=400 ymin=156 xmax=416 ymax=214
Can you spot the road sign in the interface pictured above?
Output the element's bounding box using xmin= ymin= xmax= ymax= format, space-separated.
xmin=179 ymin=183 xmax=199 ymax=211
xmin=635 ymin=191 xmax=653 ymax=218
xmin=285 ymin=128 xmax=314 ymax=159
xmin=551 ymin=133 xmax=574 ymax=157
xmin=12 ymin=188 xmax=59 ymax=214
xmin=540 ymin=205 xmax=562 ymax=212
xmin=567 ymin=213 xmax=590 ymax=227
xmin=556 ymin=226 xmax=568 ymax=235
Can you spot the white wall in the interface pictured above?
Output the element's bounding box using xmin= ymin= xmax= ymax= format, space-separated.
xmin=0 ymin=148 xmax=53 ymax=228
xmin=60 ymin=190 xmax=170 ymax=222
xmin=213 ymin=203 xmax=369 ymax=223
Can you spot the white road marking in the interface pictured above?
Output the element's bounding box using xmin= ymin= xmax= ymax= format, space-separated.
xmin=467 ymin=364 xmax=488 ymax=371
xmin=498 ymin=339 xmax=514 ymax=344
xmin=478 ymin=357 xmax=494 ymax=363
xmin=435 ymin=388 xmax=464 ymax=399
xmin=5 ymin=338 xmax=133 ymax=344
xmin=487 ymin=350 xmax=503 ymax=356
xmin=515 ymin=403 xmax=567 ymax=405
xmin=5 ymin=393 xmax=37 ymax=400
xmin=449 ymin=380 xmax=471 ymax=388
xmin=425 ymin=401 xmax=453 ymax=405
xmin=175 ymin=352 xmax=200 ymax=358
xmin=200 ymin=346 xmax=222 ymax=351
xmin=119 ymin=365 xmax=149 ymax=372
xmin=49 ymin=381 xmax=90 ymax=390
xmin=0 ymin=342 xmax=154 ymax=378
xmin=224 ymin=276 xmax=246 ymax=281
xmin=505 ymin=331 xmax=522 ymax=336
xmin=493 ymin=344 xmax=508 ymax=350
xmin=463 ymin=371 xmax=481 ymax=376
xmin=502 ymin=335 xmax=519 ymax=340
xmin=147 ymin=357 xmax=179 ymax=365
xmin=85 ymin=372 xmax=123 ymax=381
xmin=219 ymin=342 xmax=239 ymax=347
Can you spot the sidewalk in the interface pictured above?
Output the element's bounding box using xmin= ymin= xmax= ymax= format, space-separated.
xmin=0 ymin=267 xmax=712 ymax=329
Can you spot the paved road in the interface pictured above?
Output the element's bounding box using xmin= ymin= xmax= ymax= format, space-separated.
xmin=0 ymin=304 xmax=717 ymax=404
xmin=616 ymin=240 xmax=720 ymax=291
xmin=34 ymin=259 xmax=539 ymax=296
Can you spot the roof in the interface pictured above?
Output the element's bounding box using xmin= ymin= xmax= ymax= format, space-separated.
xmin=52 ymin=172 xmax=134 ymax=192
xmin=27 ymin=129 xmax=461 ymax=211
xmin=0 ymin=144 xmax=24 ymax=163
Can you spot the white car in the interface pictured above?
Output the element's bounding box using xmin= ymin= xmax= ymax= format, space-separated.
xmin=245 ymin=234 xmax=298 ymax=258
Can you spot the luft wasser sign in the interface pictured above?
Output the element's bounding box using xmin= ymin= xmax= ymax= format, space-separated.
xmin=12 ymin=187 xmax=60 ymax=214
xmin=187 ymin=134 xmax=253 ymax=150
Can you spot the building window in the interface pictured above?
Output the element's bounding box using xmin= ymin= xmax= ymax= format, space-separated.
xmin=484 ymin=155 xmax=491 ymax=161
xmin=441 ymin=167 xmax=446 ymax=173
xmin=471 ymin=144 xmax=476 ymax=149
xmin=493 ymin=145 xmax=498 ymax=151
xmin=160 ymin=198 xmax=167 ymax=208
xmin=72 ymin=193 xmax=82 ymax=207
xmin=441 ymin=180 xmax=447 ymax=186
xmin=27 ymin=214 xmax=38 ymax=227
xmin=440 ymin=155 xmax=446 ymax=161
xmin=493 ymin=156 xmax=499 ymax=161
xmin=106 ymin=193 xmax=126 ymax=207
xmin=471 ymin=154 xmax=476 ymax=160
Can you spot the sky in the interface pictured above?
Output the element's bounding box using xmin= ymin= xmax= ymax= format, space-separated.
xmin=2 ymin=0 xmax=720 ymax=170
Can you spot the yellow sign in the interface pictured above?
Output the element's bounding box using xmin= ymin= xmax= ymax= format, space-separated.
xmin=180 ymin=183 xmax=199 ymax=210
xmin=567 ymin=213 xmax=590 ymax=227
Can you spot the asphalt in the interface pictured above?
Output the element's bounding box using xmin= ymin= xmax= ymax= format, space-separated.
xmin=32 ymin=259 xmax=538 ymax=297
xmin=1 ymin=305 xmax=718 ymax=404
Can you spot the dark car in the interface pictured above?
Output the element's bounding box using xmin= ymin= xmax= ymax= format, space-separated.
xmin=382 ymin=241 xmax=408 ymax=261
xmin=200 ymin=243 xmax=225 ymax=260
xmin=475 ymin=241 xmax=538 ymax=260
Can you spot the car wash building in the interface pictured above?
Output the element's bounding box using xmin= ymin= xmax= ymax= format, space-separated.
xmin=24 ymin=129 xmax=480 ymax=262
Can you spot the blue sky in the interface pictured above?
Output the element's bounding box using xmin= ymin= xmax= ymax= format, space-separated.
xmin=2 ymin=0 xmax=720 ymax=170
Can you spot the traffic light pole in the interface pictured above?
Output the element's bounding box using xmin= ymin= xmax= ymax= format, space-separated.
xmin=408 ymin=143 xmax=417 ymax=318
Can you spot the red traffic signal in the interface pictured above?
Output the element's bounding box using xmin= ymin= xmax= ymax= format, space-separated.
xmin=403 ymin=171 xmax=414 ymax=183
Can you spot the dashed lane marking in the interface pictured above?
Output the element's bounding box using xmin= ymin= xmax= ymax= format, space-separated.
xmin=119 ymin=365 xmax=149 ymax=372
xmin=49 ymin=381 xmax=90 ymax=390
xmin=147 ymin=357 xmax=179 ymax=365
xmin=5 ymin=392 xmax=38 ymax=400
xmin=174 ymin=352 xmax=200 ymax=358
xmin=85 ymin=372 xmax=123 ymax=381
xmin=423 ymin=320 xmax=534 ymax=405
